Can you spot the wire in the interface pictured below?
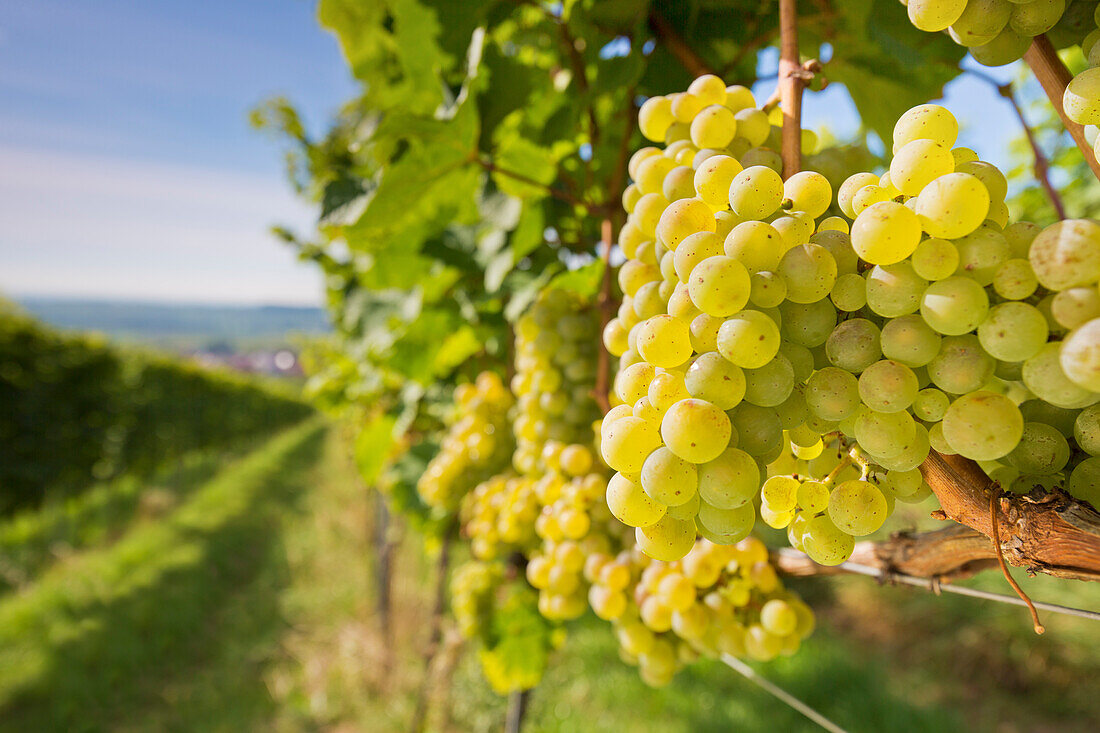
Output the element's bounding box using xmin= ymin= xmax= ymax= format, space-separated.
xmin=720 ymin=654 xmax=850 ymax=733
xmin=834 ymin=560 xmax=1100 ymax=623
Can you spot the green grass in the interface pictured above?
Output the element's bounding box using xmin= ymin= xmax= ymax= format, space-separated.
xmin=0 ymin=420 xmax=1096 ymax=732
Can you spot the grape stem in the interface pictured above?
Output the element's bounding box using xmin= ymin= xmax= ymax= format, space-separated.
xmin=989 ymin=489 xmax=1046 ymax=634
xmin=822 ymin=454 xmax=852 ymax=488
xmin=474 ymin=155 xmax=604 ymax=215
xmin=966 ymin=68 xmax=1067 ymax=220
xmin=1023 ymin=34 xmax=1100 ymax=181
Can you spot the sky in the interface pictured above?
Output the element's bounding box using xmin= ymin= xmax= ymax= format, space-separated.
xmin=0 ymin=2 xmax=1024 ymax=307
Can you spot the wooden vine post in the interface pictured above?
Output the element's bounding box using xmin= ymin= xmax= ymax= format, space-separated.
xmin=1024 ymin=34 xmax=1100 ymax=181
xmin=778 ymin=0 xmax=803 ymax=179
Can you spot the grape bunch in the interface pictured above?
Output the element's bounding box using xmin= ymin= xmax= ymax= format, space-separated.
xmin=589 ymin=537 xmax=814 ymax=687
xmin=904 ymin=0 xmax=1100 ymax=158
xmin=416 ymin=371 xmax=514 ymax=513
xmin=604 ymin=70 xmax=1100 ymax=569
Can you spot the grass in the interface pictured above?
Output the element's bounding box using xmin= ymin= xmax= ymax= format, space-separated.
xmin=0 ymin=421 xmax=1097 ymax=732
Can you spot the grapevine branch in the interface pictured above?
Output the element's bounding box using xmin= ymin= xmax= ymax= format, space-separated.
xmin=920 ymin=451 xmax=1100 ymax=583
xmin=1023 ymin=34 xmax=1100 ymax=181
xmin=967 ymin=69 xmax=1067 ymax=219
xmin=475 ymin=156 xmax=605 ymax=215
xmin=647 ymin=10 xmax=717 ymax=76
xmin=777 ymin=0 xmax=803 ymax=179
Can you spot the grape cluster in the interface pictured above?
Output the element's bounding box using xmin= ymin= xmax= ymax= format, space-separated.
xmin=605 ymin=70 xmax=1100 ymax=569
xmin=417 ymin=372 xmax=514 ymax=512
xmin=591 ymin=537 xmax=814 ymax=687
xmin=905 ymin=0 xmax=1100 ymax=158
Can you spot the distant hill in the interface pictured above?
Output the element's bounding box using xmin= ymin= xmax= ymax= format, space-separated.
xmin=15 ymin=297 xmax=330 ymax=349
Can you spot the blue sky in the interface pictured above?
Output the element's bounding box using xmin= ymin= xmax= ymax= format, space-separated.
xmin=0 ymin=2 xmax=1025 ymax=306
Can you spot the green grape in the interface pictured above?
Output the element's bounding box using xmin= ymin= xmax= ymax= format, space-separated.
xmin=954 ymin=224 xmax=1010 ymax=286
xmin=872 ymin=421 xmax=931 ymax=472
xmin=772 ymin=214 xmax=815 ymax=249
xmin=970 ymin=24 xmax=1030 ymax=67
xmin=637 ymin=314 xmax=693 ymax=368
xmin=666 ymin=489 xmax=701 ymax=521
xmin=851 ymin=201 xmax=923 ymax=265
xmin=777 ymin=344 xmax=813 ymax=385
xmin=911 ymin=238 xmax=959 ymax=281
xmin=1064 ymin=68 xmax=1100 ymax=126
xmin=1060 ymin=319 xmax=1100 ymax=393
xmin=908 ymin=0 xmax=968 ymax=32
xmin=639 ymin=96 xmax=675 ymax=142
xmin=690 ymin=104 xmax=738 ymax=148
xmin=668 ymin=283 xmax=700 ymax=320
xmin=806 ymin=367 xmax=861 ymax=421
xmin=641 ymin=446 xmax=700 ymax=506
xmin=802 ymin=515 xmax=856 ymax=565
xmin=618 ymin=260 xmax=661 ymax=298
xmin=1019 ymin=399 xmax=1079 ymax=437
xmin=951 ymin=146 xmax=978 ymax=166
xmin=636 ymin=514 xmax=697 ymax=561
xmin=1024 ymin=342 xmax=1097 ymax=408
xmin=858 ymin=359 xmax=920 ymax=413
xmin=992 ymin=258 xmax=1038 ymax=300
xmin=602 ymin=415 xmax=662 ymax=473
xmin=694 ymin=155 xmax=743 ymax=209
xmin=778 ymin=243 xmax=838 ymax=303
xmin=949 ymin=0 xmax=1011 ymax=47
xmin=1074 ymin=404 xmax=1100 ymax=456
xmin=616 ymin=361 xmax=656 ymax=405
xmin=889 ymin=139 xmax=955 ymax=196
xmin=689 ymin=74 xmax=729 ymax=105
xmin=628 ymin=147 xmax=662 ymax=180
xmin=743 ymin=354 xmax=795 ymax=407
xmin=730 ymin=403 xmax=784 ymax=457
xmin=1005 ymin=422 xmax=1071 ymax=475
xmin=892 ymin=103 xmax=959 ymax=149
xmin=761 ymin=475 xmax=799 ymax=512
xmin=942 ymin=391 xmax=1023 ymax=460
xmin=780 ymin=299 xmax=837 ymax=348
xmin=830 ymin=272 xmax=867 ymax=312
xmin=1004 ymin=221 xmax=1039 ymax=258
xmin=689 ymin=312 xmax=722 ymax=352
xmin=928 ymin=334 xmax=994 ymax=394
xmin=661 ymin=398 xmax=733 ymax=463
xmin=976 ymin=301 xmax=1049 ymax=362
xmin=914 ymin=172 xmax=990 ymax=239
xmin=865 ymin=261 xmax=928 ymax=318
xmin=635 ymin=155 xmax=677 ymax=196
xmin=656 ymin=197 xmax=716 ymax=250
xmin=954 ymin=160 xmax=1007 ymax=203
xmin=622 ymin=183 xmax=643 ymax=214
xmin=688 ymin=255 xmax=751 ymax=317
xmin=724 ymin=84 xmax=757 ymax=112
xmin=697 ymin=500 xmax=755 ymax=542
xmin=1068 ymin=457 xmax=1100 ymax=508
xmin=714 ymin=210 xmax=742 ymax=239
xmin=634 ymin=192 xmax=670 ymax=236
xmin=1009 ymin=0 xmax=1063 ymax=36
xmin=633 ymin=282 xmax=665 ymax=320
xmin=912 ymin=387 xmax=950 ymax=421
xmin=811 ymin=230 xmax=860 ymax=274
xmin=838 ymin=172 xmax=881 ymax=218
xmin=1052 ymin=288 xmax=1100 ymax=330
xmin=796 ymin=479 xmax=830 ymax=512
xmin=783 ymin=171 xmax=832 ymax=218
xmin=717 ymin=309 xmax=781 ymax=368
xmin=684 ymin=351 xmax=746 ymax=410
xmin=818 ymin=216 xmax=850 ymax=234
xmin=734 ymin=108 xmax=770 ymax=146
xmin=728 ymin=165 xmax=784 ymax=220
xmin=855 ymin=409 xmax=917 ymax=459
xmin=749 ymin=270 xmax=788 ymax=308
xmin=884 ymin=468 xmax=924 ymax=498
xmin=724 ymin=220 xmax=784 ymax=272
xmin=881 ymin=314 xmax=942 ymax=368
xmin=607 ymin=471 xmax=667 ymax=527
xmin=697 ymin=446 xmax=760 ymax=509
xmin=828 ymin=480 xmax=889 ymax=536
xmin=850 ymin=184 xmax=891 ymax=216
xmin=663 ymin=165 xmax=697 ymax=202
xmin=920 ymin=276 xmax=989 ymax=335
xmin=648 ymin=370 xmax=690 ymax=412
xmin=671 ymin=91 xmax=704 ymax=122
xmin=826 ymin=318 xmax=882 ymax=373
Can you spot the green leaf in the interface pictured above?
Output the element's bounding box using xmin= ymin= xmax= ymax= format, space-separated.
xmin=547 ymin=258 xmax=605 ymax=298
xmin=354 ymin=413 xmax=398 ymax=483
xmin=490 ymin=135 xmax=558 ymax=199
